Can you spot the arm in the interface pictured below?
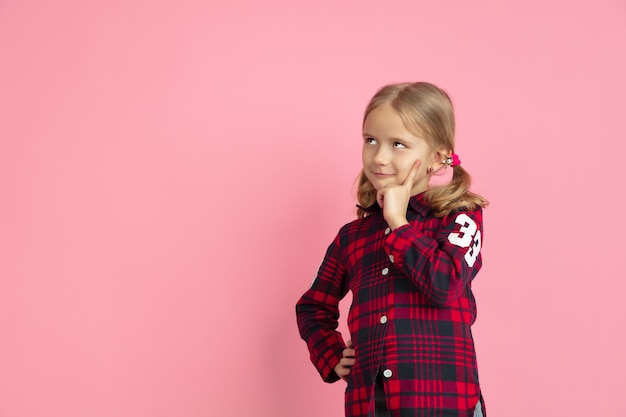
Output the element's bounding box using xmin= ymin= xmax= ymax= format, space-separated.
xmin=296 ymin=232 xmax=350 ymax=383
xmin=384 ymin=209 xmax=483 ymax=307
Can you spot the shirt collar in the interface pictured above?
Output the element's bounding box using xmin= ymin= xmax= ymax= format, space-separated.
xmin=357 ymin=192 xmax=432 ymax=218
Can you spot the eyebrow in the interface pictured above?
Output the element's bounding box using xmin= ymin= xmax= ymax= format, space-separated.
xmin=363 ymin=132 xmax=413 ymax=143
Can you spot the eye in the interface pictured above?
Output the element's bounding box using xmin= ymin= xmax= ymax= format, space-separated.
xmin=364 ymin=137 xmax=377 ymax=145
xmin=393 ymin=142 xmax=407 ymax=149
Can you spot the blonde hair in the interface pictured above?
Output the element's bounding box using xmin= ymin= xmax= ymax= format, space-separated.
xmin=356 ymin=82 xmax=488 ymax=218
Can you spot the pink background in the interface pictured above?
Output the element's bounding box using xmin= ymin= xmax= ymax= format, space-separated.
xmin=1 ymin=1 xmax=625 ymax=416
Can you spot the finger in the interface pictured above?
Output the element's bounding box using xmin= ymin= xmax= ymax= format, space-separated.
xmin=336 ymin=366 xmax=350 ymax=378
xmin=340 ymin=357 xmax=356 ymax=367
xmin=402 ymin=160 xmax=422 ymax=188
xmin=344 ymin=340 xmax=355 ymax=358
xmin=376 ymin=189 xmax=385 ymax=208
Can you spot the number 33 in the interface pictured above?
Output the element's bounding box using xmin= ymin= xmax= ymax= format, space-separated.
xmin=447 ymin=213 xmax=481 ymax=267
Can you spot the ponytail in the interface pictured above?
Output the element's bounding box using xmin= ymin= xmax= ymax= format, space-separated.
xmin=424 ymin=165 xmax=488 ymax=217
xmin=356 ymin=170 xmax=376 ymax=219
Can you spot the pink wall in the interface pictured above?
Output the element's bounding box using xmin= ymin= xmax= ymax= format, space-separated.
xmin=2 ymin=1 xmax=625 ymax=416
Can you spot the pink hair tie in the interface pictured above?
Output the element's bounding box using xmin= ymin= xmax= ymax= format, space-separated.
xmin=443 ymin=154 xmax=461 ymax=167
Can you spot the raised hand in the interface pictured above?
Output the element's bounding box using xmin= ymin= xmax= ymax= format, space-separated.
xmin=376 ymin=160 xmax=421 ymax=230
xmin=333 ymin=339 xmax=355 ymax=381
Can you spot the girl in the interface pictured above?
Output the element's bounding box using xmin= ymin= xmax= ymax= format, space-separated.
xmin=296 ymin=82 xmax=489 ymax=417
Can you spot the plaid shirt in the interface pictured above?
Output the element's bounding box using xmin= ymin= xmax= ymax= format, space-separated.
xmin=296 ymin=193 xmax=486 ymax=417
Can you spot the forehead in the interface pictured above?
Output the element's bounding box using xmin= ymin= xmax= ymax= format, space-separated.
xmin=363 ymin=103 xmax=423 ymax=139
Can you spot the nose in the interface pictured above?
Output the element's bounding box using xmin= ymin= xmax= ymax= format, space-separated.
xmin=373 ymin=146 xmax=391 ymax=165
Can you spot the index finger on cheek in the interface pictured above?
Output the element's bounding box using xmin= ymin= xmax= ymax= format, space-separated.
xmin=403 ymin=160 xmax=421 ymax=187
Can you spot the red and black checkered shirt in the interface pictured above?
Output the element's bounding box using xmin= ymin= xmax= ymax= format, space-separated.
xmin=296 ymin=193 xmax=486 ymax=417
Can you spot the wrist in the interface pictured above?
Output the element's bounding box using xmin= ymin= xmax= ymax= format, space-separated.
xmin=388 ymin=218 xmax=409 ymax=231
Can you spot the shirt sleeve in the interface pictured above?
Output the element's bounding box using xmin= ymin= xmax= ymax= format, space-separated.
xmin=296 ymin=230 xmax=349 ymax=383
xmin=384 ymin=208 xmax=484 ymax=307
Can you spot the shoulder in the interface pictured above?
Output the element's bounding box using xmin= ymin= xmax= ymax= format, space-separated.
xmin=448 ymin=205 xmax=483 ymax=221
xmin=337 ymin=214 xmax=382 ymax=246
xmin=437 ymin=207 xmax=484 ymax=240
xmin=421 ymin=206 xmax=483 ymax=237
xmin=335 ymin=214 xmax=379 ymax=240
xmin=443 ymin=206 xmax=483 ymax=225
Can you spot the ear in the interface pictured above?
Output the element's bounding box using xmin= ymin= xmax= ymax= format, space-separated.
xmin=430 ymin=146 xmax=450 ymax=166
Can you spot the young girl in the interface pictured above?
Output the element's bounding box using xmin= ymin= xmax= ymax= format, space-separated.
xmin=296 ymin=82 xmax=489 ymax=417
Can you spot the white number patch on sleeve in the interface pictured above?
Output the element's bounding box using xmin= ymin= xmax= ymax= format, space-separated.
xmin=447 ymin=213 xmax=482 ymax=267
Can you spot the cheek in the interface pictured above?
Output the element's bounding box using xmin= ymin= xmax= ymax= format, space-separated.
xmin=394 ymin=162 xmax=413 ymax=180
xmin=427 ymin=151 xmax=439 ymax=165
xmin=361 ymin=146 xmax=372 ymax=165
xmin=401 ymin=153 xmax=422 ymax=170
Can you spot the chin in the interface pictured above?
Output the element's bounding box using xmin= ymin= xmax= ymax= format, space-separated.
xmin=371 ymin=179 xmax=397 ymax=191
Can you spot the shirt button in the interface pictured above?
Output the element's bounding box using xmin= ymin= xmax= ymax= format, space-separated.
xmin=388 ymin=254 xmax=394 ymax=263
xmin=383 ymin=369 xmax=393 ymax=378
xmin=380 ymin=315 xmax=388 ymax=324
xmin=382 ymin=268 xmax=389 ymax=276
xmin=385 ymin=227 xmax=391 ymax=235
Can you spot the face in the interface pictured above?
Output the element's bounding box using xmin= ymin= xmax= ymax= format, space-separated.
xmin=362 ymin=103 xmax=438 ymax=195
